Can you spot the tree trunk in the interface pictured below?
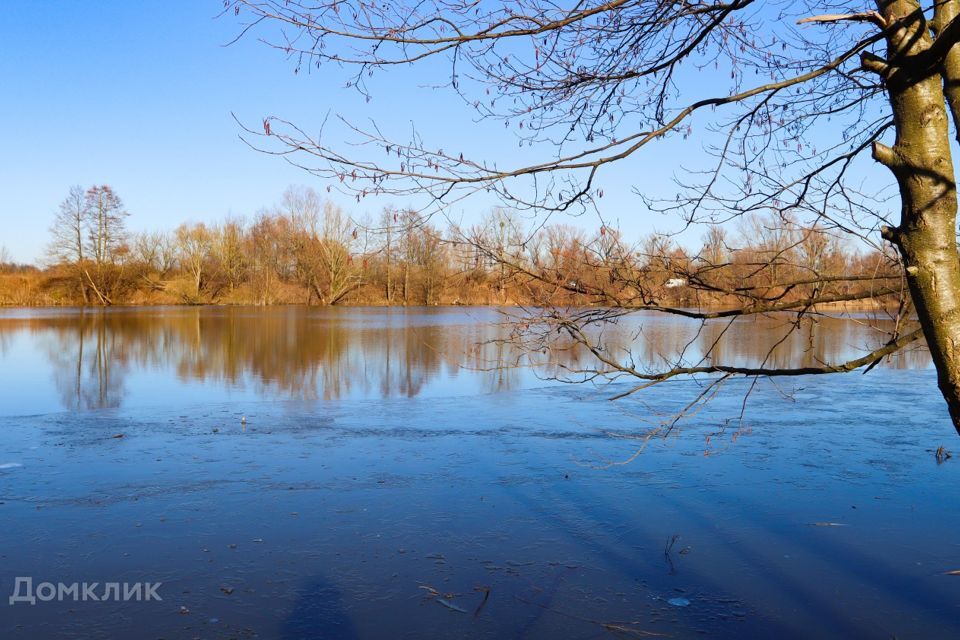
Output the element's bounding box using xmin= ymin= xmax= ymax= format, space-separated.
xmin=386 ymin=233 xmax=393 ymax=303
xmin=875 ymin=0 xmax=960 ymax=433
xmin=83 ymin=267 xmax=112 ymax=306
xmin=934 ymin=0 xmax=960 ymax=144
xmin=78 ymin=270 xmax=89 ymax=305
xmin=311 ymin=280 xmax=327 ymax=305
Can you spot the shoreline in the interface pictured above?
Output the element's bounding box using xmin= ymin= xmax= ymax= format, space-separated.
xmin=0 ymin=300 xmax=902 ymax=313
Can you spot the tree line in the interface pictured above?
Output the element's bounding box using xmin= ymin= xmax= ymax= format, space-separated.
xmin=0 ymin=183 xmax=898 ymax=308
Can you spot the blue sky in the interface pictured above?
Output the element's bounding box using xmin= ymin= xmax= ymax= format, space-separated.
xmin=1 ymin=2 xmax=343 ymax=262
xmin=0 ymin=2 xmax=893 ymax=264
xmin=0 ymin=1 xmax=707 ymax=264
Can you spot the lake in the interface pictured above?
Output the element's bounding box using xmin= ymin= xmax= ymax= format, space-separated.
xmin=0 ymin=306 xmax=957 ymax=639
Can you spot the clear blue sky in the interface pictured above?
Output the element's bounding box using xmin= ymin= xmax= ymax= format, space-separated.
xmin=0 ymin=1 xmax=705 ymax=264
xmin=1 ymin=2 xmax=353 ymax=263
xmin=0 ymin=2 xmax=889 ymax=264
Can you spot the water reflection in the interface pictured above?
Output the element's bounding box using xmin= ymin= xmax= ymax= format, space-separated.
xmin=45 ymin=316 xmax=128 ymax=410
xmin=626 ymin=313 xmax=931 ymax=372
xmin=0 ymin=307 xmax=931 ymax=412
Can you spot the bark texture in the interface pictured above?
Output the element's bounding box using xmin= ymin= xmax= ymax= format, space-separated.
xmin=875 ymin=0 xmax=960 ymax=432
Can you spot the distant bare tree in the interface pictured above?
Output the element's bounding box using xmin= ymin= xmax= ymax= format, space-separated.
xmin=214 ymin=218 xmax=248 ymax=292
xmin=700 ymin=227 xmax=730 ymax=270
xmin=315 ymin=201 xmax=364 ymax=304
xmin=280 ymin=185 xmax=325 ymax=303
xmin=397 ymin=210 xmax=447 ymax=304
xmin=376 ymin=206 xmax=400 ymax=303
xmin=48 ymin=185 xmax=130 ymax=305
xmin=133 ymin=230 xmax=178 ymax=282
xmin=48 ymin=186 xmax=90 ymax=303
xmin=175 ymin=223 xmax=213 ymax=301
xmin=279 ymin=186 xmax=365 ymax=304
xmin=247 ymin=212 xmax=290 ymax=304
xmin=84 ymin=185 xmax=129 ymax=305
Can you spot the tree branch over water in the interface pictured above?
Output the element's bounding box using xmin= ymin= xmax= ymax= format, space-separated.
xmin=226 ymin=0 xmax=960 ymax=435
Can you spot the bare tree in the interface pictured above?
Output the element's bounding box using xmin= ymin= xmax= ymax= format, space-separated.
xmin=394 ymin=210 xmax=448 ymax=304
xmin=278 ymin=186 xmax=365 ymax=304
xmin=316 ymin=201 xmax=364 ymax=304
xmin=48 ymin=186 xmax=90 ymax=304
xmin=48 ymin=185 xmax=130 ymax=305
xmin=248 ymin=212 xmax=287 ymax=305
xmin=377 ymin=206 xmax=400 ymax=303
xmin=175 ymin=223 xmax=213 ymax=301
xmin=700 ymin=227 xmax=730 ymax=269
xmin=280 ymin=185 xmax=325 ymax=303
xmin=84 ymin=185 xmax=129 ymax=305
xmin=137 ymin=231 xmax=178 ymax=277
xmin=213 ymin=218 xmax=247 ymax=292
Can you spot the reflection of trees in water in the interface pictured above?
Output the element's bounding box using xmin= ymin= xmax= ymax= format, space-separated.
xmin=43 ymin=311 xmax=128 ymax=409
xmin=4 ymin=308 xmax=933 ymax=411
xmin=535 ymin=312 xmax=932 ymax=383
xmin=16 ymin=308 xmax=533 ymax=407
xmin=692 ymin=315 xmax=930 ymax=371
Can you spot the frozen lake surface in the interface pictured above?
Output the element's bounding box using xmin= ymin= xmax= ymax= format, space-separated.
xmin=0 ymin=306 xmax=958 ymax=638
